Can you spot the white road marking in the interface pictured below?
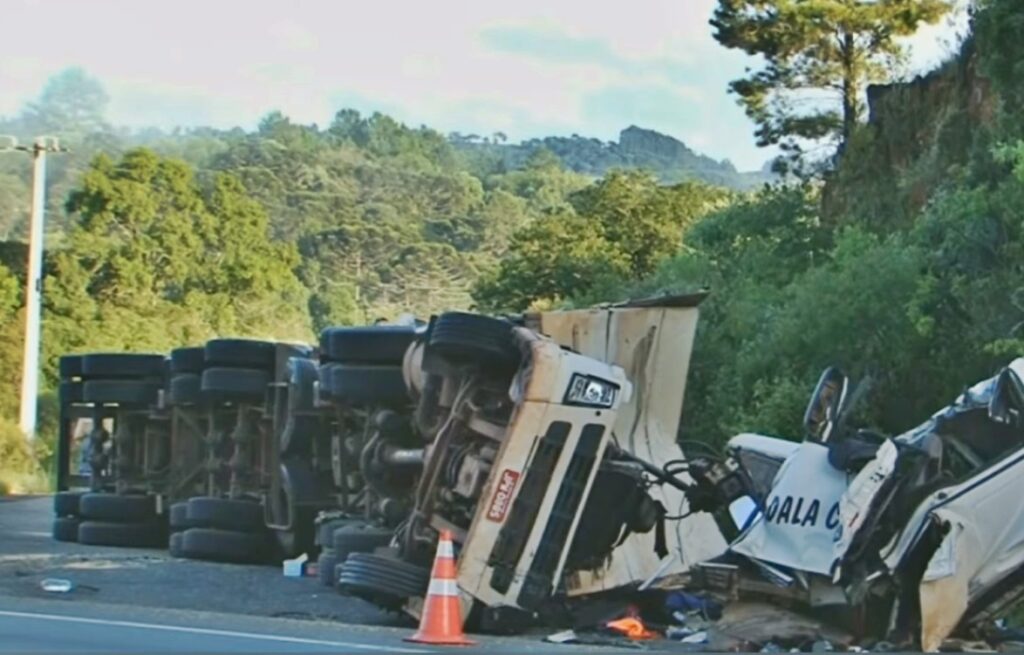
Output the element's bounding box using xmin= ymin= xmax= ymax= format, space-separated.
xmin=0 ymin=609 xmax=429 ymax=653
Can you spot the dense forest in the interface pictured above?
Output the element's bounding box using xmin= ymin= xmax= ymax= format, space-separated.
xmin=3 ymin=0 xmax=1021 ymax=492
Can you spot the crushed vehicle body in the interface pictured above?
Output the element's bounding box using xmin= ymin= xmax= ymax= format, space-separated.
xmin=689 ymin=361 xmax=1024 ymax=650
xmin=335 ymin=295 xmax=728 ymax=624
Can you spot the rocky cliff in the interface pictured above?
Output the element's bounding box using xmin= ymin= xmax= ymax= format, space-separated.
xmin=823 ymin=38 xmax=995 ymax=229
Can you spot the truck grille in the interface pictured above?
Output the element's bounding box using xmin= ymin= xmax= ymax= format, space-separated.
xmin=517 ymin=423 xmax=604 ymax=609
xmin=488 ymin=421 xmax=569 ymax=593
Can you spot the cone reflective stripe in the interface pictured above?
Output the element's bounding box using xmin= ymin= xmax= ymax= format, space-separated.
xmin=428 ymin=578 xmax=460 ymax=597
xmin=437 ymin=539 xmax=454 ymax=558
xmin=405 ymin=529 xmax=476 ymax=646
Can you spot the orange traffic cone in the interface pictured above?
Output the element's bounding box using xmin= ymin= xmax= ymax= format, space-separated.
xmin=405 ymin=529 xmax=476 ymax=646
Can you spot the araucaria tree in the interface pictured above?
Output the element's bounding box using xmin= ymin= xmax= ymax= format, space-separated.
xmin=711 ymin=0 xmax=952 ymax=163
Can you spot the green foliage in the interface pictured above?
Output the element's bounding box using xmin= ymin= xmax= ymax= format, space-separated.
xmin=711 ymin=0 xmax=952 ymax=163
xmin=44 ymin=147 xmax=311 ymax=374
xmin=474 ymin=211 xmax=631 ymax=311
xmin=0 ymin=418 xmax=48 ymax=494
xmin=976 ymin=0 xmax=1024 ymax=130
xmin=473 ymin=172 xmax=730 ymax=311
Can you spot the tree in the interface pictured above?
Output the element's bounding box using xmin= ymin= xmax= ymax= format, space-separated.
xmin=20 ymin=68 xmax=111 ymax=140
xmin=711 ymin=0 xmax=952 ymax=163
xmin=473 ymin=172 xmax=730 ymax=310
xmin=570 ymin=172 xmax=731 ymax=278
xmin=45 ymin=148 xmax=311 ymax=362
xmin=473 ymin=212 xmax=631 ymax=311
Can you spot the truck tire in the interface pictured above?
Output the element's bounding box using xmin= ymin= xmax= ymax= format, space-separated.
xmin=332 ymin=523 xmax=394 ymax=561
xmin=78 ymin=520 xmax=166 ymax=548
xmin=186 ymin=497 xmax=264 ymax=533
xmin=316 ymin=516 xmax=358 ymax=548
xmin=319 ymin=364 xmax=408 ymax=406
xmin=287 ymin=358 xmax=318 ymax=412
xmin=81 ymin=353 xmax=166 ymax=379
xmin=79 ymin=493 xmax=155 ymax=522
xmin=204 ymin=339 xmax=276 ymax=370
xmin=318 ymin=549 xmax=338 ymax=586
xmin=200 ymin=367 xmax=270 ymax=402
xmin=320 ymin=326 xmax=417 ymax=365
xmin=168 ymin=374 xmax=201 ymax=406
xmin=169 ymin=531 xmax=185 ymax=557
xmin=181 ymin=528 xmax=267 ymax=564
xmin=170 ymin=347 xmax=205 ymax=374
xmin=82 ymin=380 xmax=161 ymax=406
xmin=52 ymin=517 xmax=79 ymax=542
xmin=59 ymin=355 xmax=84 ymax=380
xmin=169 ymin=502 xmax=191 ymax=532
xmin=427 ymin=312 xmax=520 ymax=372
xmin=337 ymin=552 xmax=430 ymax=606
xmin=54 ymin=491 xmax=85 ymax=517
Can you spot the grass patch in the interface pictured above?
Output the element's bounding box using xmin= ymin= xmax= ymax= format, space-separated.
xmin=0 ymin=416 xmax=52 ymax=495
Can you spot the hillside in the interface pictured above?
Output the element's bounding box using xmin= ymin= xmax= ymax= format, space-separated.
xmin=451 ymin=125 xmax=774 ymax=190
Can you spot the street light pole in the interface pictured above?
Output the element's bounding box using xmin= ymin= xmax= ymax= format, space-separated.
xmin=0 ymin=135 xmax=66 ymax=441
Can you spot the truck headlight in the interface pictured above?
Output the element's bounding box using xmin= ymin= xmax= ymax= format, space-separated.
xmin=565 ymin=374 xmax=619 ymax=408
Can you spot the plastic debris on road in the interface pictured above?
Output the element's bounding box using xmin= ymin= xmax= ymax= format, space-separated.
xmin=605 ymin=616 xmax=659 ymax=640
xmin=680 ymin=631 xmax=708 ymax=644
xmin=545 ymin=630 xmax=579 ymax=644
xmin=282 ymin=553 xmax=308 ymax=577
xmin=40 ymin=578 xmax=73 ymax=593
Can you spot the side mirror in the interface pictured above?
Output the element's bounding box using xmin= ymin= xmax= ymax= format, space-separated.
xmin=803 ymin=367 xmax=850 ymax=443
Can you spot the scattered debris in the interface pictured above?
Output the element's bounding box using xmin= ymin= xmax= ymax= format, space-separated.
xmin=39 ymin=578 xmax=73 ymax=593
xmin=680 ymin=631 xmax=708 ymax=644
xmin=605 ymin=616 xmax=659 ymax=640
xmin=711 ymin=602 xmax=853 ymax=649
xmin=544 ymin=629 xmax=579 ymax=644
xmin=281 ymin=553 xmax=308 ymax=577
xmin=665 ymin=591 xmax=722 ymax=620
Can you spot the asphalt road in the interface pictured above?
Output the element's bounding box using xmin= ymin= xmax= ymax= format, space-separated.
xmin=0 ymin=496 xmax=649 ymax=653
xmin=0 ymin=598 xmax=425 ymax=653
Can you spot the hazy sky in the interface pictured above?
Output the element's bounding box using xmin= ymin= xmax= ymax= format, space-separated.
xmin=0 ymin=0 xmax=967 ymax=171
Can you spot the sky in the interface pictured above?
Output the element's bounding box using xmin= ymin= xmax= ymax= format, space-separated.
xmin=0 ymin=0 xmax=969 ymax=171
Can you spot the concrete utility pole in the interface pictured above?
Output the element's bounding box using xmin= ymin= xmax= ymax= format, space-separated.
xmin=0 ymin=135 xmax=67 ymax=440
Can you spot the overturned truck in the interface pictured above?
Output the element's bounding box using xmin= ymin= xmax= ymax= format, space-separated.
xmin=336 ymin=295 xmax=727 ymax=625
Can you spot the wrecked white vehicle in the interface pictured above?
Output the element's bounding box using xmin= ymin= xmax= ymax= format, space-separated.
xmin=689 ymin=361 xmax=1024 ymax=650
